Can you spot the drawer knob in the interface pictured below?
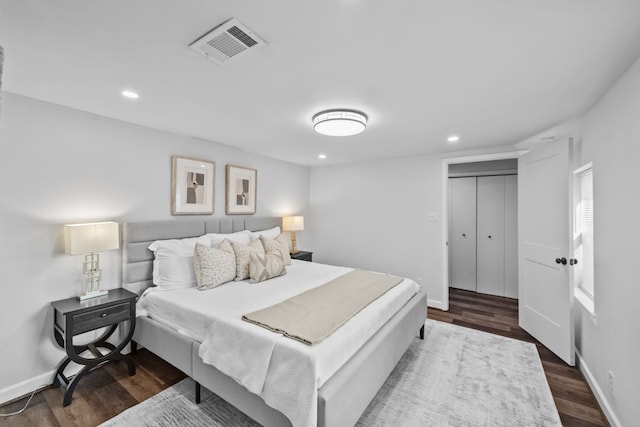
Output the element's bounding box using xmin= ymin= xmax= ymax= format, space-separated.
xmin=101 ymin=313 xmax=107 ymax=318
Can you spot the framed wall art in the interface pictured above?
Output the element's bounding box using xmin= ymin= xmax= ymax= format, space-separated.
xmin=225 ymin=165 xmax=257 ymax=215
xmin=171 ymin=155 xmax=215 ymax=215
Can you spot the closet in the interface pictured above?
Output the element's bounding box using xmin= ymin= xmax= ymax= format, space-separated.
xmin=448 ymin=172 xmax=518 ymax=298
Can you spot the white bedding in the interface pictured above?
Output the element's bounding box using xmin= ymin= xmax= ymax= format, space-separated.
xmin=137 ymin=260 xmax=420 ymax=427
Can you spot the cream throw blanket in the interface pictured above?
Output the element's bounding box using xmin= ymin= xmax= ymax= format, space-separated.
xmin=242 ymin=269 xmax=404 ymax=345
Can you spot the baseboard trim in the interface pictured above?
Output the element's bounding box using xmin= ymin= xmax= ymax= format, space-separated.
xmin=576 ymin=351 xmax=622 ymax=427
xmin=0 ymin=364 xmax=83 ymax=407
xmin=0 ymin=371 xmax=52 ymax=407
xmin=427 ymin=298 xmax=445 ymax=310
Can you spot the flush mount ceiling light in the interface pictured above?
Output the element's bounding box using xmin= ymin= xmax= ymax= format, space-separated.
xmin=312 ymin=110 xmax=367 ymax=137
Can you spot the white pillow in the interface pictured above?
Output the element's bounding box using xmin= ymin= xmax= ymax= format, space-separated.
xmin=206 ymin=230 xmax=251 ymax=248
xmin=250 ymin=226 xmax=281 ymax=241
xmin=148 ymin=235 xmax=211 ymax=289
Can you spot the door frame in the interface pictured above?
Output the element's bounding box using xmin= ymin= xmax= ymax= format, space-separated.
xmin=440 ymin=150 xmax=528 ymax=311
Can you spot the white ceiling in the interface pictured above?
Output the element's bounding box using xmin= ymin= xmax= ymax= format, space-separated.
xmin=2 ymin=1 xmax=640 ymax=166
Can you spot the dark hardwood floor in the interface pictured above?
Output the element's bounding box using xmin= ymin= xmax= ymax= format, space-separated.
xmin=1 ymin=288 xmax=608 ymax=426
xmin=430 ymin=288 xmax=609 ymax=427
xmin=0 ymin=349 xmax=187 ymax=427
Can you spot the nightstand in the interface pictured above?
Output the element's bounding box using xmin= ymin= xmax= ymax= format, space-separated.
xmin=291 ymin=250 xmax=313 ymax=262
xmin=51 ymin=288 xmax=137 ymax=406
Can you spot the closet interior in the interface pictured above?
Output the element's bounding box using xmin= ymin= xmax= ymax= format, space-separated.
xmin=448 ymin=159 xmax=518 ymax=298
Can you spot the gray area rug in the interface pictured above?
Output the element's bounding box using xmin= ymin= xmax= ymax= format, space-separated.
xmin=100 ymin=320 xmax=561 ymax=427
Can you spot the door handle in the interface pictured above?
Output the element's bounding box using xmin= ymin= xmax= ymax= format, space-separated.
xmin=570 ymin=258 xmax=579 ymax=265
xmin=555 ymin=257 xmax=567 ymax=265
xmin=462 ymin=233 xmax=466 ymax=238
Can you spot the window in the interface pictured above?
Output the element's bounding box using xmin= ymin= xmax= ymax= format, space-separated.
xmin=573 ymin=163 xmax=594 ymax=314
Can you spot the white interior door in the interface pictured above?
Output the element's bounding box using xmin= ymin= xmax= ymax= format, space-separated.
xmin=476 ymin=176 xmax=506 ymax=296
xmin=449 ymin=177 xmax=477 ymax=291
xmin=518 ymin=140 xmax=575 ymax=365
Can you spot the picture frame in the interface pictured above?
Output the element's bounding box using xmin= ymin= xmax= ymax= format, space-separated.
xmin=226 ymin=164 xmax=257 ymax=215
xmin=171 ymin=155 xmax=215 ymax=215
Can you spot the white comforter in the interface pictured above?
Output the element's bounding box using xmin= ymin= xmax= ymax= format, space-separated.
xmin=137 ymin=260 xmax=420 ymax=427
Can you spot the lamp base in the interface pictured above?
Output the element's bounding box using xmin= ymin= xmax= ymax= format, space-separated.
xmin=290 ymin=231 xmax=298 ymax=253
xmin=78 ymin=289 xmax=108 ymax=301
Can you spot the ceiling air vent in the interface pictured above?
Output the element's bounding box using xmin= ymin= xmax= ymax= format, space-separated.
xmin=189 ymin=18 xmax=266 ymax=65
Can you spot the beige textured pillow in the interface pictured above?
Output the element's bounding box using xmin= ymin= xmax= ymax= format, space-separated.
xmin=193 ymin=240 xmax=236 ymax=290
xmin=249 ymin=250 xmax=287 ymax=283
xmin=230 ymin=238 xmax=265 ymax=281
xmin=260 ymin=234 xmax=291 ymax=266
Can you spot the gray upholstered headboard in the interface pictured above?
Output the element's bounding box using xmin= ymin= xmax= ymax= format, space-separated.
xmin=122 ymin=217 xmax=281 ymax=295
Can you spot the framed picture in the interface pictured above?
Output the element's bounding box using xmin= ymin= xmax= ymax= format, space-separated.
xmin=226 ymin=165 xmax=257 ymax=215
xmin=171 ymin=155 xmax=215 ymax=215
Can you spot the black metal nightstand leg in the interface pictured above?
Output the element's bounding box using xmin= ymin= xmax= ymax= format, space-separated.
xmin=113 ymin=353 xmax=136 ymax=377
xmin=105 ymin=349 xmax=137 ymax=376
xmin=419 ymin=325 xmax=425 ymax=340
xmin=52 ymin=357 xmax=72 ymax=388
xmin=195 ymin=381 xmax=201 ymax=404
xmin=62 ymin=364 xmax=93 ymax=406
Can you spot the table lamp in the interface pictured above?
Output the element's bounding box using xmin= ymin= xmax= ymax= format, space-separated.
xmin=282 ymin=216 xmax=304 ymax=254
xmin=64 ymin=222 xmax=120 ymax=300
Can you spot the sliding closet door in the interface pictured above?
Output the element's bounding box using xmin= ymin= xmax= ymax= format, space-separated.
xmin=476 ymin=176 xmax=505 ymax=295
xmin=449 ymin=177 xmax=477 ymax=291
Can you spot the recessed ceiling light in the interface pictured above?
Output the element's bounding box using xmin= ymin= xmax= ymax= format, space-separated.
xmin=318 ymin=154 xmax=327 ymax=159
xmin=447 ymin=135 xmax=460 ymax=143
xmin=121 ymin=90 xmax=139 ymax=99
xmin=312 ymin=110 xmax=367 ymax=137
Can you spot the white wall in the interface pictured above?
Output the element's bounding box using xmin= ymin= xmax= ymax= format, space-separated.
xmin=309 ymin=156 xmax=443 ymax=304
xmin=572 ymin=56 xmax=640 ymax=426
xmin=0 ymin=92 xmax=310 ymax=403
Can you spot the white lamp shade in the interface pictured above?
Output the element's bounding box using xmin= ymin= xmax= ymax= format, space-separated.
xmin=282 ymin=216 xmax=304 ymax=232
xmin=64 ymin=222 xmax=120 ymax=255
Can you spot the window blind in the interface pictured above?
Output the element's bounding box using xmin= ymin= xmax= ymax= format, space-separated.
xmin=580 ymin=169 xmax=593 ymax=234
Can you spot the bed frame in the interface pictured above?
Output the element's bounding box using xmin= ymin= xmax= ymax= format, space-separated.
xmin=122 ymin=217 xmax=427 ymax=427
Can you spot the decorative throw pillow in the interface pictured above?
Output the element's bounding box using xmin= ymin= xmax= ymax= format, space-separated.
xmin=193 ymin=240 xmax=236 ymax=290
xmin=230 ymin=238 xmax=265 ymax=281
xmin=249 ymin=250 xmax=287 ymax=283
xmin=260 ymin=234 xmax=292 ymax=266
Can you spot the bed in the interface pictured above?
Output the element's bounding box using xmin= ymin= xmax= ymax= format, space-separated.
xmin=122 ymin=217 xmax=427 ymax=427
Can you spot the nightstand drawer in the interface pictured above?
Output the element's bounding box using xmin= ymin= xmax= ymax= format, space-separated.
xmin=72 ymin=302 xmax=131 ymax=335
